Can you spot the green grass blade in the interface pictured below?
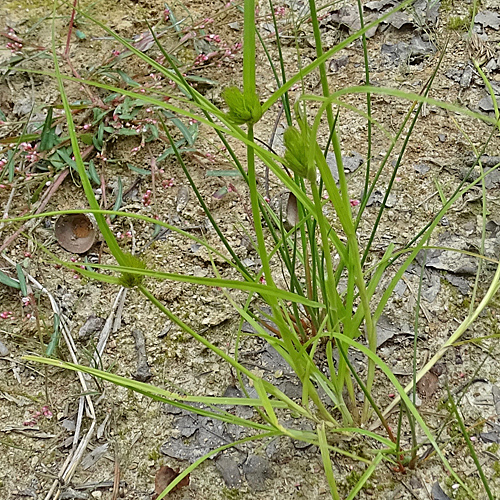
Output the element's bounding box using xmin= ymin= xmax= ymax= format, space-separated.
xmin=317 ymin=422 xmax=340 ymax=500
xmin=346 ymin=453 xmax=384 ymax=500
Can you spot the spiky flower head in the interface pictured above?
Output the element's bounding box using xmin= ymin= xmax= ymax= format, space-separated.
xmin=222 ymin=87 xmax=263 ymax=125
xmin=283 ymin=126 xmax=315 ymax=182
xmin=118 ymin=252 xmax=146 ymax=288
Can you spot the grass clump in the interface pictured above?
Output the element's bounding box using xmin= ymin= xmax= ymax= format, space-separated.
xmin=448 ymin=15 xmax=471 ymax=30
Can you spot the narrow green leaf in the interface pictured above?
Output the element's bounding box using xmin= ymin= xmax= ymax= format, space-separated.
xmin=87 ymin=160 xmax=100 ymax=185
xmin=253 ymin=378 xmax=279 ymax=427
xmin=164 ymin=113 xmax=194 ymax=145
xmin=126 ymin=163 xmax=151 ymax=175
xmin=56 ymin=148 xmax=77 ymax=171
xmin=75 ymin=262 xmax=324 ymax=307
xmin=117 ymin=128 xmax=139 ymax=136
xmin=318 ymin=422 xmax=340 ymax=499
xmin=39 ymin=107 xmax=58 ymax=151
xmin=116 ymin=69 xmax=140 ymax=87
xmin=111 ymin=176 xmax=123 ymax=221
xmin=346 ymin=453 xmax=384 ymax=500
xmin=184 ymin=74 xmax=217 ymax=85
xmin=146 ymin=123 xmax=159 ymax=141
xmin=165 ymin=3 xmax=181 ymax=33
xmin=30 ymin=178 xmax=48 ymax=203
xmin=0 ymin=133 xmax=40 ymax=145
xmin=16 ymin=264 xmax=27 ymax=296
xmin=46 ymin=314 xmax=61 ymax=356
xmin=157 ymin=138 xmax=187 ymax=161
xmin=0 ymin=270 xmax=21 ymax=289
xmin=22 ymin=356 xmax=285 ymax=414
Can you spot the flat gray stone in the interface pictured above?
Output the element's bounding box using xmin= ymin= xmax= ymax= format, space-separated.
xmin=78 ymin=315 xmax=105 ymax=340
xmin=0 ymin=338 xmax=10 ymax=356
xmin=475 ymin=10 xmax=500 ymax=30
xmin=243 ymin=455 xmax=274 ymax=491
xmin=216 ymin=455 xmax=242 ymax=488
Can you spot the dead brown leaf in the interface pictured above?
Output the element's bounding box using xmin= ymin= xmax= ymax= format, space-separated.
xmin=417 ymin=372 xmax=439 ymax=399
xmin=153 ymin=465 xmax=190 ymax=499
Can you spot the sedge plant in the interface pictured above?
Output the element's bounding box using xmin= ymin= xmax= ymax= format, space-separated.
xmin=6 ymin=0 xmax=500 ymax=497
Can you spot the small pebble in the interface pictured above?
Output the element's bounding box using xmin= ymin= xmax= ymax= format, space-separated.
xmin=0 ymin=339 xmax=10 ymax=356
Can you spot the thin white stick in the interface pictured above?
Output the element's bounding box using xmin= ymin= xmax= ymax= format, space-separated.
xmin=94 ymin=287 xmax=126 ymax=363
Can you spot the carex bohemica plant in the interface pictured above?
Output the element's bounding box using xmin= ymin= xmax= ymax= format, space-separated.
xmin=5 ymin=0 xmax=500 ymax=497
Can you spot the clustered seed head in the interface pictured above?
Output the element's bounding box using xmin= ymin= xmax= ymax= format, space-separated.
xmin=222 ymin=87 xmax=262 ymax=126
xmin=283 ymin=126 xmax=315 ymax=182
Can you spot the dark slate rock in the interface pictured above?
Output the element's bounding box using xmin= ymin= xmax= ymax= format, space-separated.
xmin=475 ymin=10 xmax=500 ymax=30
xmin=444 ymin=274 xmax=470 ymax=295
xmin=242 ymin=455 xmax=274 ymax=491
xmin=216 ymin=455 xmax=242 ymax=488
xmin=78 ymin=315 xmax=105 ymax=340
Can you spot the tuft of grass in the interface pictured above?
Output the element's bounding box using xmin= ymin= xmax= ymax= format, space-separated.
xmin=117 ymin=253 xmax=147 ymax=288
xmin=447 ymin=15 xmax=470 ymax=30
xmin=447 ymin=1 xmax=481 ymax=32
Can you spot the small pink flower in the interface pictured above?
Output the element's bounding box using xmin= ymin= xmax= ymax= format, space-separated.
xmin=350 ymin=199 xmax=360 ymax=207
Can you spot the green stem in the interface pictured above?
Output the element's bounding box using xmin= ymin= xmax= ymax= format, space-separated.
xmin=243 ymin=0 xmax=256 ymax=97
xmin=355 ymin=0 xmax=372 ymax=209
xmin=242 ymin=2 xmax=334 ymax=422
xmin=307 ymin=0 xmax=350 ymax=207
xmin=311 ymin=182 xmax=353 ymax=424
